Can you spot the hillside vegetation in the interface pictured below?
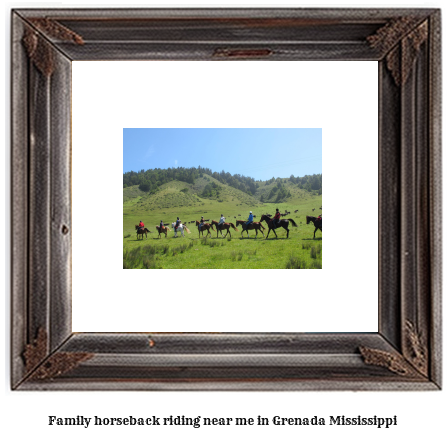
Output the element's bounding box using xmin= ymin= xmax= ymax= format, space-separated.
xmin=124 ymin=166 xmax=321 ymax=202
xmin=123 ymin=167 xmax=322 ymax=269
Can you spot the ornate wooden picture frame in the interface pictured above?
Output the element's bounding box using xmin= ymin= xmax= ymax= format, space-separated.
xmin=11 ymin=8 xmax=441 ymax=390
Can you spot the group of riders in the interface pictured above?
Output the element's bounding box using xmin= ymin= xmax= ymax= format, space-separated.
xmin=198 ymin=208 xmax=320 ymax=232
xmin=137 ymin=218 xmax=182 ymax=233
xmin=136 ymin=209 xmax=322 ymax=234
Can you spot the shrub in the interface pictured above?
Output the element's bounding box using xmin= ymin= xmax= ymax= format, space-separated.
xmin=230 ymin=250 xmax=243 ymax=261
xmin=202 ymin=238 xmax=224 ymax=248
xmin=310 ymin=244 xmax=322 ymax=259
xmin=172 ymin=244 xmax=188 ymax=255
xmin=143 ymin=257 xmax=158 ymax=269
xmin=286 ymin=255 xmax=307 ymax=269
xmin=123 ymin=245 xmax=159 ymax=269
xmin=311 ymin=259 xmax=322 ymax=269
xmin=143 ymin=246 xmax=156 ymax=256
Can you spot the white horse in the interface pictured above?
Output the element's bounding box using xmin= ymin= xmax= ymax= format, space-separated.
xmin=171 ymin=223 xmax=191 ymax=237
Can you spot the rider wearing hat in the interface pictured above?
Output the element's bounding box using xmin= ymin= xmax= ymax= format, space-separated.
xmin=175 ymin=217 xmax=181 ymax=231
xmin=138 ymin=220 xmax=144 ymax=231
xmin=218 ymin=214 xmax=225 ymax=230
xmin=244 ymin=211 xmax=254 ymax=232
xmin=159 ymin=220 xmax=164 ymax=230
xmin=273 ymin=208 xmax=281 ymax=228
xmin=199 ymin=216 xmax=205 ymax=231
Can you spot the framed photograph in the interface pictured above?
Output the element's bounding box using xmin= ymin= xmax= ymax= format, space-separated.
xmin=11 ymin=8 xmax=441 ymax=390
xmin=122 ymin=127 xmax=322 ymax=268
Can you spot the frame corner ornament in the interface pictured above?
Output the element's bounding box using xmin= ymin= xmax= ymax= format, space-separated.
xmin=367 ymin=17 xmax=428 ymax=86
xmin=404 ymin=320 xmax=428 ymax=377
xmin=23 ymin=327 xmax=48 ymax=374
xmin=22 ymin=328 xmax=93 ymax=382
xmin=359 ymin=346 xmax=424 ymax=380
xmin=22 ymin=17 xmax=84 ymax=76
xmin=27 ymin=352 xmax=94 ymax=381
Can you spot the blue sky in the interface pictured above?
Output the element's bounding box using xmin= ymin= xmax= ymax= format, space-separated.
xmin=123 ymin=128 xmax=321 ymax=181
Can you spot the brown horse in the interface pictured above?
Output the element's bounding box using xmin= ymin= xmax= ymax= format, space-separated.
xmin=306 ymin=215 xmax=322 ymax=239
xmin=236 ymin=220 xmax=265 ymax=238
xmin=260 ymin=214 xmax=297 ymax=239
xmin=211 ymin=220 xmax=238 ymax=238
xmin=135 ymin=225 xmax=151 ymax=240
xmin=195 ymin=220 xmax=215 ymax=238
xmin=156 ymin=225 xmax=171 ymax=238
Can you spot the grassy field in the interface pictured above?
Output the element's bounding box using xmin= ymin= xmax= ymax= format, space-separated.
xmin=123 ymin=177 xmax=322 ymax=269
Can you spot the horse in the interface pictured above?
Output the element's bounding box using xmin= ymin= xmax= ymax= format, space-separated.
xmin=171 ymin=222 xmax=191 ymax=238
xmin=195 ymin=220 xmax=215 ymax=238
xmin=259 ymin=214 xmax=298 ymax=239
xmin=210 ymin=220 xmax=238 ymax=238
xmin=306 ymin=215 xmax=322 ymax=239
xmin=156 ymin=225 xmax=171 ymax=238
xmin=235 ymin=220 xmax=265 ymax=238
xmin=135 ymin=225 xmax=150 ymax=240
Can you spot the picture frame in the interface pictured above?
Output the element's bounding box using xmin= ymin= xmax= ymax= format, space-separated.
xmin=11 ymin=8 xmax=441 ymax=390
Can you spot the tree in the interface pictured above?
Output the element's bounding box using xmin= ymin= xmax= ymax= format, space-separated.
xmin=311 ymin=176 xmax=321 ymax=190
xmin=202 ymin=183 xmax=213 ymax=198
xmin=139 ymin=182 xmax=152 ymax=192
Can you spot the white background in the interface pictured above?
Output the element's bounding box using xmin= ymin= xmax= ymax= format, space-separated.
xmin=2 ymin=1 xmax=445 ymax=438
xmin=72 ymin=61 xmax=378 ymax=332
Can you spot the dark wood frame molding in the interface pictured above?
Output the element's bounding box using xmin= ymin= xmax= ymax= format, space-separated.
xmin=11 ymin=8 xmax=442 ymax=390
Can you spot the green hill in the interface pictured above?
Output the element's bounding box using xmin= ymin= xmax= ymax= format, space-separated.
xmin=124 ymin=178 xmax=321 ymax=233
xmin=123 ymin=169 xmax=322 ymax=269
xmin=123 ymin=174 xmax=266 ymax=213
xmin=123 ymin=167 xmax=321 ymax=200
xmin=123 ymin=167 xmax=322 ymax=261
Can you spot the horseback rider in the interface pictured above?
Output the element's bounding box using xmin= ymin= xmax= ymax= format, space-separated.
xmin=244 ymin=211 xmax=254 ymax=232
xmin=138 ymin=220 xmax=144 ymax=231
xmin=199 ymin=216 xmax=205 ymax=231
xmin=218 ymin=214 xmax=225 ymax=230
xmin=159 ymin=220 xmax=164 ymax=230
xmin=272 ymin=208 xmax=281 ymax=228
xmin=316 ymin=214 xmax=322 ymax=227
xmin=175 ymin=217 xmax=181 ymax=231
